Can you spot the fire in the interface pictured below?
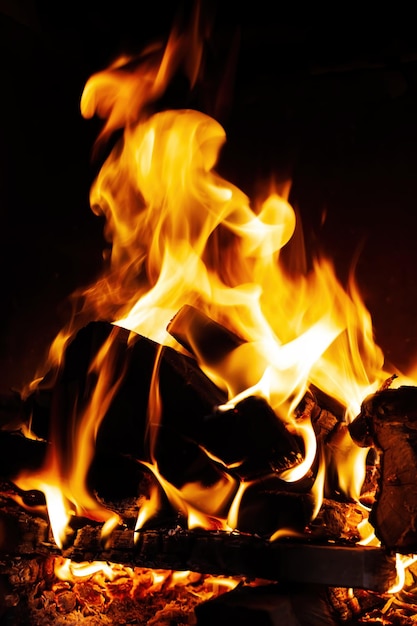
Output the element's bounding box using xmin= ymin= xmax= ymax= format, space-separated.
xmin=13 ymin=6 xmax=416 ymax=590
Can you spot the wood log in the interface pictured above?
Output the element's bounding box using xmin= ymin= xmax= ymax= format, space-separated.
xmin=34 ymin=528 xmax=404 ymax=592
xmin=0 ymin=497 xmax=397 ymax=592
xmin=8 ymin=321 xmax=303 ymax=490
xmin=0 ymin=432 xmax=46 ymax=481
xmin=349 ymin=386 xmax=417 ymax=553
xmin=307 ymin=498 xmax=365 ymax=543
xmin=25 ymin=320 xmax=227 ymax=445
xmin=201 ymin=396 xmax=303 ymax=479
xmin=18 ymin=321 xmax=234 ymax=492
xmin=167 ymin=304 xmax=344 ymax=436
xmin=167 ymin=303 xmax=245 ymax=364
xmin=168 ymin=305 xmax=343 ymax=436
xmin=194 ymin=583 xmax=341 ymax=626
xmin=0 ymin=314 xmax=354 ymax=539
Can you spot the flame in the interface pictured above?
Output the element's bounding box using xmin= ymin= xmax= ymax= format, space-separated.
xmin=16 ymin=9 xmax=410 ymax=563
xmin=16 ymin=330 xmax=125 ymax=546
xmin=388 ymin=554 xmax=417 ymax=594
xmin=136 ymin=460 xmax=236 ymax=533
xmin=55 ymin=558 xmax=118 ymax=582
xmin=77 ymin=44 xmax=391 ymax=431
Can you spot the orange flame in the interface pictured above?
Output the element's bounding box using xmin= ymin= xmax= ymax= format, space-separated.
xmin=17 ymin=330 xmax=125 ymax=546
xmin=17 ymin=10 xmax=407 ymax=551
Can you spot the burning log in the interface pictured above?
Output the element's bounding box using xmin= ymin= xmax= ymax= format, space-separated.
xmin=0 ymin=495 xmax=397 ymax=593
xmin=10 ymin=320 xmax=303 ymax=489
xmin=168 ymin=304 xmax=343 ymax=432
xmin=349 ymin=385 xmax=417 ymax=553
xmin=167 ymin=303 xmax=245 ymax=364
xmin=200 ymin=396 xmax=303 ymax=479
xmin=67 ymin=527 xmax=398 ymax=591
xmin=167 ymin=305 xmax=364 ymax=503
xmin=25 ymin=320 xmax=227 ymax=445
xmin=0 ymin=312 xmax=364 ymax=544
xmin=0 ymin=431 xmax=46 ymax=480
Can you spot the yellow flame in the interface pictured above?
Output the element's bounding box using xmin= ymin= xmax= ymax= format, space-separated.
xmin=55 ymin=558 xmax=117 ymax=581
xmin=136 ymin=461 xmax=236 ymax=532
xmin=388 ymin=554 xmax=417 ymax=594
xmin=16 ymin=331 xmax=124 ymax=545
xmin=135 ymin=483 xmax=162 ymax=537
xmin=19 ymin=11 xmax=404 ymax=549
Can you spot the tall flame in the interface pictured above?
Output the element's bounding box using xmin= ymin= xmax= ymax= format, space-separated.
xmin=17 ymin=11 xmax=400 ymax=547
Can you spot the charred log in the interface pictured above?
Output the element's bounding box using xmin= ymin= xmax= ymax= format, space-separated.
xmin=0 ymin=431 xmax=46 ymax=480
xmin=195 ymin=582 xmax=341 ymax=626
xmin=36 ymin=529 xmax=403 ymax=592
xmin=6 ymin=321 xmax=303 ymax=488
xmin=0 ymin=496 xmax=397 ymax=593
xmin=0 ymin=315 xmax=359 ymax=542
xmin=237 ymin=488 xmax=315 ymax=536
xmin=167 ymin=305 xmax=353 ymax=485
xmin=25 ymin=320 xmax=227 ymax=446
xmin=308 ymin=498 xmax=365 ymax=543
xmin=167 ymin=303 xmax=245 ymax=365
xmin=349 ymin=386 xmax=417 ymax=553
xmin=168 ymin=305 xmax=344 ymax=440
xmin=201 ymin=396 xmax=303 ymax=479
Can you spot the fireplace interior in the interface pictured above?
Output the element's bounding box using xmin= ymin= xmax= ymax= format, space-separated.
xmin=2 ymin=2 xmax=417 ymax=624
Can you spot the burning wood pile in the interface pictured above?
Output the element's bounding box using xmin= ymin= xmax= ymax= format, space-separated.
xmin=2 ymin=7 xmax=417 ymax=625
xmin=2 ymin=310 xmax=417 ymax=624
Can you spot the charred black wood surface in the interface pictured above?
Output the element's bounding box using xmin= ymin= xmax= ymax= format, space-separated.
xmin=195 ymin=583 xmax=341 ymax=626
xmin=5 ymin=321 xmax=303 ymax=490
xmin=350 ymin=385 xmax=417 ymax=553
xmin=167 ymin=303 xmax=245 ymax=364
xmin=0 ymin=496 xmax=397 ymax=593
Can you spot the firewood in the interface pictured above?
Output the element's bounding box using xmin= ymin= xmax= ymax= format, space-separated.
xmin=167 ymin=303 xmax=245 ymax=364
xmin=0 ymin=432 xmax=46 ymax=481
xmin=236 ymin=488 xmax=315 ymax=536
xmin=68 ymin=527 xmax=397 ymax=592
xmin=0 ymin=497 xmax=397 ymax=592
xmin=201 ymin=396 xmax=303 ymax=479
xmin=0 ymin=316 xmax=350 ymax=541
xmin=194 ymin=583 xmax=341 ymax=626
xmin=167 ymin=306 xmax=348 ymax=476
xmin=349 ymin=386 xmax=417 ymax=553
xmin=13 ymin=321 xmax=303 ymax=488
xmin=25 ymin=320 xmax=227 ymax=444
xmin=167 ymin=306 xmax=342 ymax=417
xmin=21 ymin=321 xmax=231 ymax=491
xmin=45 ymin=529 xmax=402 ymax=592
xmin=168 ymin=305 xmax=343 ymax=437
xmin=308 ymin=498 xmax=365 ymax=543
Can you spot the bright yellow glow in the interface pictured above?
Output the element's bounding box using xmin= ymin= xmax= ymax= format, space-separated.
xmin=388 ymin=554 xmax=417 ymax=594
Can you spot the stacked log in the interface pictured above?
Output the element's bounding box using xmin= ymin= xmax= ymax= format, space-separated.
xmin=2 ymin=307 xmax=417 ymax=623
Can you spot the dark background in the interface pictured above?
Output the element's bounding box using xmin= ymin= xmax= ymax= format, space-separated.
xmin=2 ymin=0 xmax=417 ymax=393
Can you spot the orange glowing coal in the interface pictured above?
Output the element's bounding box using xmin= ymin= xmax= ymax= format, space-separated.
xmin=13 ymin=7 xmax=416 ymax=559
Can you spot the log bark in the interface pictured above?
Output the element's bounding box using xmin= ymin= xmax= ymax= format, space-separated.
xmin=349 ymin=386 xmax=417 ymax=553
xmin=0 ymin=497 xmax=397 ymax=593
xmin=35 ymin=527 xmax=404 ymax=592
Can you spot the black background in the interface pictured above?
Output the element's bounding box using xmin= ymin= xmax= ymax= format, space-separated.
xmin=2 ymin=0 xmax=417 ymax=393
